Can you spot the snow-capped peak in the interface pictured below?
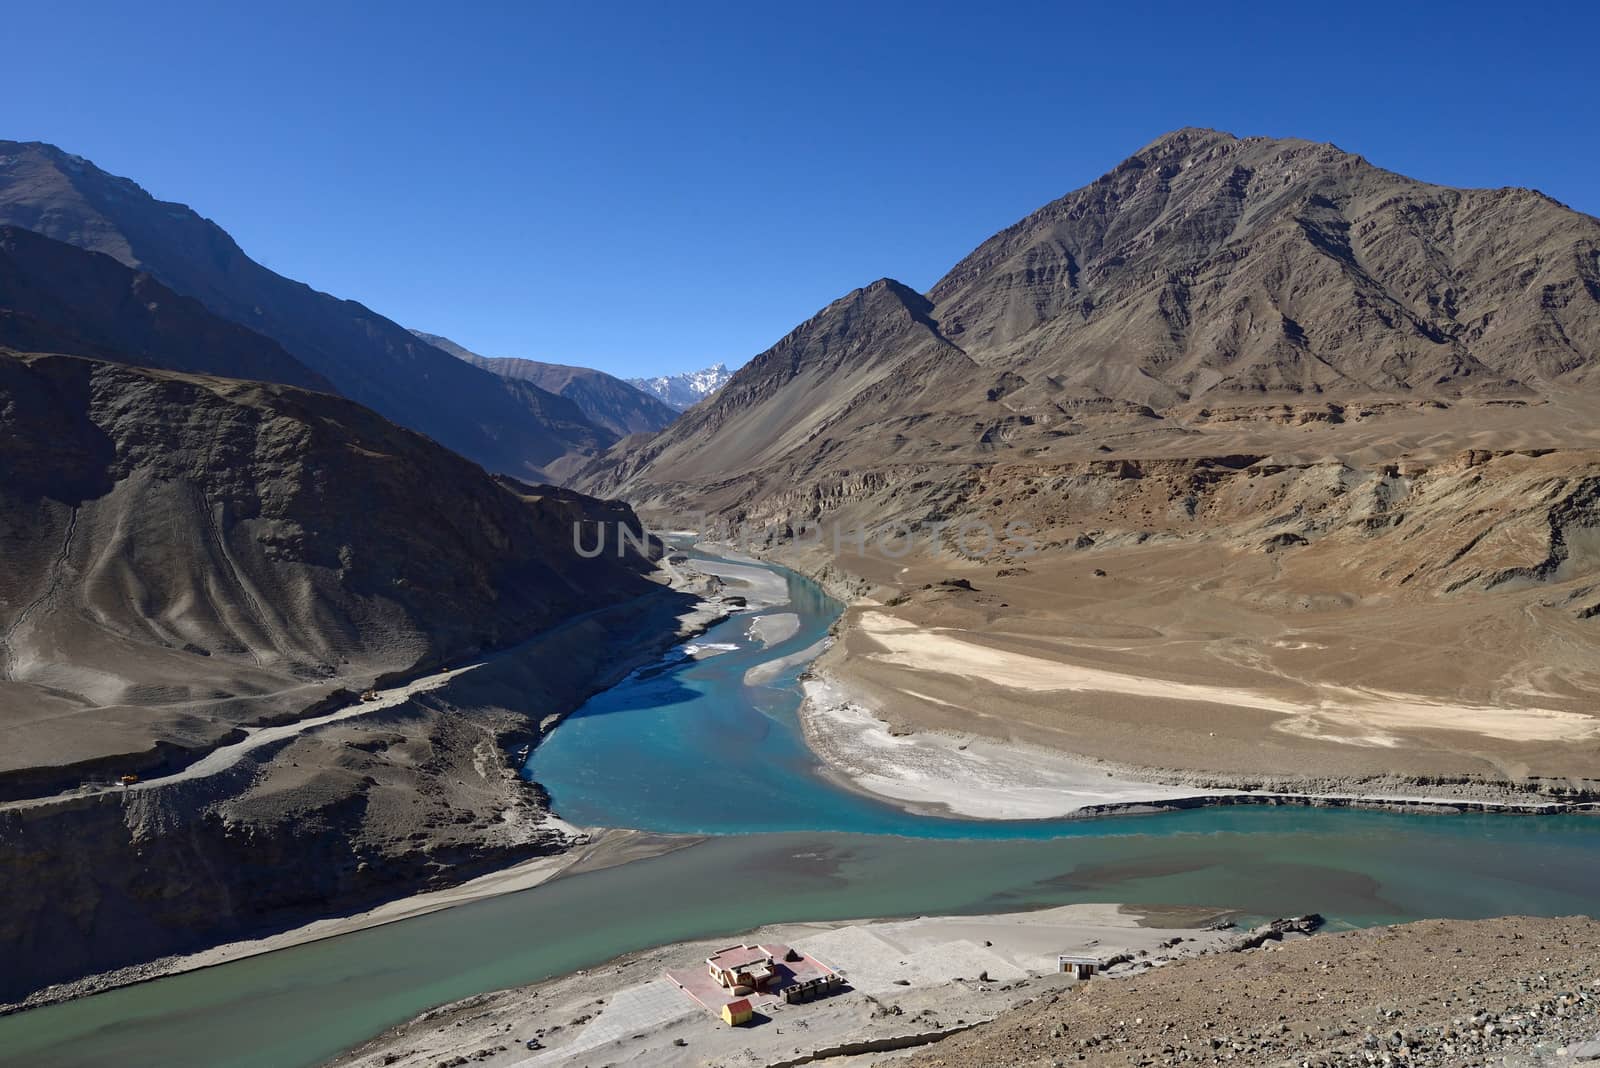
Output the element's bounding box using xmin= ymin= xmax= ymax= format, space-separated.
xmin=627 ymin=362 xmax=733 ymax=411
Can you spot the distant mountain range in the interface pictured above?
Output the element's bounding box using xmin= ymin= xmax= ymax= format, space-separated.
xmin=0 ymin=141 xmax=611 ymax=482
xmin=627 ymin=363 xmax=733 ymax=410
xmin=410 ymin=330 xmax=680 ymax=438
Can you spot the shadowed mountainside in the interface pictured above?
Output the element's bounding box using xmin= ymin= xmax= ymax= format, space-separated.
xmin=0 ymin=141 xmax=610 ymax=481
xmin=0 ymin=224 xmax=331 ymax=391
xmin=0 ymin=344 xmax=695 ymax=998
xmin=412 ymin=329 xmax=681 ymax=437
xmin=0 ymin=348 xmax=658 ymax=793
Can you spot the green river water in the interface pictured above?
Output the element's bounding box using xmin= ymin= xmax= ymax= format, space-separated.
xmin=0 ymin=556 xmax=1595 ymax=1068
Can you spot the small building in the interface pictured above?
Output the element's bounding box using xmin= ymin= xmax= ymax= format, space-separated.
xmin=706 ymin=945 xmax=779 ymax=992
xmin=1058 ymin=954 xmax=1103 ymax=980
xmin=720 ymin=997 xmax=753 ymax=1026
xmin=782 ymin=973 xmax=844 ymax=1003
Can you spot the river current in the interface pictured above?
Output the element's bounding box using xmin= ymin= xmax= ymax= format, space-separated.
xmin=2 ymin=554 xmax=1595 ymax=1068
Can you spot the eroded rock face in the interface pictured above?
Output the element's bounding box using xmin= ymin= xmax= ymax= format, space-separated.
xmin=0 ymin=350 xmax=685 ymax=999
xmin=0 ymin=351 xmax=658 ymax=776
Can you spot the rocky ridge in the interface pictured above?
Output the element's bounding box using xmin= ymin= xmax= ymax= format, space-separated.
xmin=0 ymin=141 xmax=611 ymax=481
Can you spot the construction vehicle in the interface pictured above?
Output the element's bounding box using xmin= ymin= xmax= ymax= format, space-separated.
xmin=119 ymin=773 xmax=140 ymax=786
xmin=359 ymin=689 xmax=379 ymax=702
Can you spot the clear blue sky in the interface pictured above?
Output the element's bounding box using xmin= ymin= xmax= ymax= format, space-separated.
xmin=9 ymin=0 xmax=1597 ymax=377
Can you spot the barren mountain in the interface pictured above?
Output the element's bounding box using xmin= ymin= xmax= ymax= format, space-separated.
xmin=582 ymin=129 xmax=1600 ymax=796
xmin=0 ymin=348 xmax=659 ymax=794
xmin=412 ymin=329 xmax=680 ymax=437
xmin=0 ymin=141 xmax=608 ymax=481
xmin=587 ymin=129 xmax=1600 ymax=511
xmin=0 ymin=343 xmax=699 ymax=996
xmin=0 ymin=224 xmax=331 ymax=390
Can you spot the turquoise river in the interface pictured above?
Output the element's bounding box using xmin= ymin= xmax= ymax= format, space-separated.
xmin=1 ymin=555 xmax=1596 ymax=1068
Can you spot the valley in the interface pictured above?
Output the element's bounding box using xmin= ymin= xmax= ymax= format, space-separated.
xmin=582 ymin=129 xmax=1600 ymax=807
xmin=0 ymin=120 xmax=1597 ymax=1068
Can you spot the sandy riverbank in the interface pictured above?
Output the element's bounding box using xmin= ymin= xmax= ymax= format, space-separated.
xmin=798 ymin=676 xmax=1236 ymax=819
xmin=748 ymin=611 xmax=802 ymax=646
xmin=800 ymin=668 xmax=1600 ymax=819
xmin=331 ymin=902 xmax=1245 ymax=1068
xmin=787 ymin=566 xmax=1600 ymax=817
xmin=746 ymin=518 xmax=1600 ymax=804
xmin=688 ymin=546 xmax=793 ymax=608
xmin=799 ymin=665 xmax=1600 ymax=820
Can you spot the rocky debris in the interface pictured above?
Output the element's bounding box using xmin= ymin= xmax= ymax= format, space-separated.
xmin=904 ymin=916 xmax=1600 ymax=1068
xmin=1218 ymin=914 xmax=1324 ymax=952
xmin=1261 ymin=531 xmax=1310 ymax=553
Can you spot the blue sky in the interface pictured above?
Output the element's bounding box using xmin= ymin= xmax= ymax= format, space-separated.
xmin=8 ymin=0 xmax=1597 ymax=377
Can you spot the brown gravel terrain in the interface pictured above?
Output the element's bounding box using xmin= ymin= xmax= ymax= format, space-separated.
xmin=906 ymin=916 xmax=1600 ymax=1068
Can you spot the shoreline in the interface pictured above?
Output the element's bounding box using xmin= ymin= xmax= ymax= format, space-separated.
xmin=797 ymin=668 xmax=1600 ymax=821
xmin=329 ymin=901 xmax=1257 ymax=1068
xmin=1 ymin=563 xmax=738 ymax=1016
xmin=10 ymin=547 xmax=1589 ymax=1025
xmin=0 ymin=827 xmax=705 ymax=1017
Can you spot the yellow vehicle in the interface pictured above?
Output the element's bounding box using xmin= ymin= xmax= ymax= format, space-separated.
xmin=119 ymin=774 xmax=140 ymax=786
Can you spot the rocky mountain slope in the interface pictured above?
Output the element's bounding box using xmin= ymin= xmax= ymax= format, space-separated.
xmin=580 ymin=129 xmax=1600 ymax=794
xmin=628 ymin=361 xmax=733 ymax=410
xmin=0 ymin=347 xmax=661 ymax=794
xmin=0 ymin=346 xmax=696 ymax=997
xmin=412 ymin=329 xmax=680 ymax=437
xmin=0 ymin=141 xmax=608 ymax=481
xmin=906 ymin=916 xmax=1600 ymax=1068
xmin=585 ymin=128 xmax=1600 ymax=514
xmin=0 ymin=225 xmax=330 ymax=390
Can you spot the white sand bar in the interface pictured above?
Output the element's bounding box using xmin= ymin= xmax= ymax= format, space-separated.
xmin=800 ymin=679 xmax=1231 ymax=819
xmin=747 ymin=611 xmax=801 ymax=647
